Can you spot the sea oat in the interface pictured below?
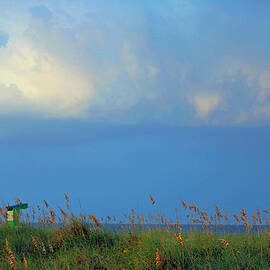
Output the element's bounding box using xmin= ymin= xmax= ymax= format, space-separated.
xmin=155 ymin=248 xmax=162 ymax=269
xmin=49 ymin=209 xmax=56 ymax=222
xmin=60 ymin=208 xmax=67 ymax=218
xmin=43 ymin=200 xmax=49 ymax=208
xmin=232 ymin=214 xmax=240 ymax=223
xmin=32 ymin=236 xmax=39 ymax=252
xmin=175 ymin=233 xmax=183 ymax=247
xmin=48 ymin=242 xmax=54 ymax=254
xmin=149 ymin=194 xmax=156 ymax=205
xmin=5 ymin=240 xmax=17 ymax=270
xmin=181 ymin=200 xmax=187 ymax=209
xmin=64 ymin=193 xmax=69 ymax=202
xmin=55 ymin=230 xmax=63 ymax=244
xmin=240 ymin=208 xmax=248 ymax=219
xmin=41 ymin=241 xmax=46 ymax=255
xmin=219 ymin=239 xmax=229 ymax=249
xmin=23 ymin=254 xmax=28 ymax=270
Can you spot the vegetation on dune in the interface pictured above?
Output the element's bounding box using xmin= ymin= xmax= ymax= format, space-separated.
xmin=0 ymin=194 xmax=269 ymax=269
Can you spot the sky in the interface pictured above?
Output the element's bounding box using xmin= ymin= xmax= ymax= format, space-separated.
xmin=0 ymin=0 xmax=270 ymax=220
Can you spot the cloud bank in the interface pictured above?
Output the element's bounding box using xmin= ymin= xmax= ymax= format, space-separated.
xmin=1 ymin=0 xmax=270 ymax=125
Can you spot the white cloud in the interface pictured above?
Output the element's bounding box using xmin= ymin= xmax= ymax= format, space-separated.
xmin=122 ymin=42 xmax=138 ymax=78
xmin=0 ymin=83 xmax=28 ymax=114
xmin=148 ymin=65 xmax=159 ymax=78
xmin=226 ymin=63 xmax=270 ymax=102
xmin=258 ymin=71 xmax=270 ymax=101
xmin=0 ymin=37 xmax=95 ymax=118
xmin=190 ymin=93 xmax=221 ymax=118
xmin=254 ymin=106 xmax=270 ymax=117
xmin=0 ymin=0 xmax=173 ymax=121
xmin=1 ymin=1 xmax=270 ymax=126
xmin=0 ymin=7 xmax=161 ymax=120
xmin=227 ymin=63 xmax=257 ymax=87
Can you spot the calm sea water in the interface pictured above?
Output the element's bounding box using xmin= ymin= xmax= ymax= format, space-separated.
xmin=30 ymin=223 xmax=270 ymax=235
xmin=101 ymin=224 xmax=270 ymax=234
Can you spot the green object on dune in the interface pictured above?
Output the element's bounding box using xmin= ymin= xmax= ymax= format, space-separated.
xmin=6 ymin=203 xmax=28 ymax=227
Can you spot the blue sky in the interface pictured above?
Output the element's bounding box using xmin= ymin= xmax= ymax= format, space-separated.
xmin=0 ymin=0 xmax=270 ymax=220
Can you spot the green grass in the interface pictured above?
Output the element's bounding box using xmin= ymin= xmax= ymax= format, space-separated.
xmin=0 ymin=222 xmax=270 ymax=270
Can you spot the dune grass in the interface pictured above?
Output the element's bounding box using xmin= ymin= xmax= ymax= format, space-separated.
xmin=0 ymin=222 xmax=270 ymax=269
xmin=0 ymin=195 xmax=269 ymax=269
